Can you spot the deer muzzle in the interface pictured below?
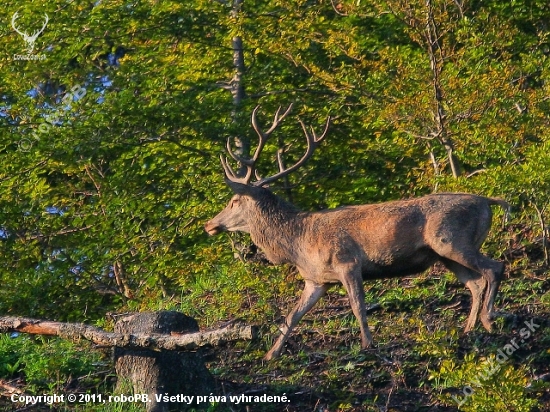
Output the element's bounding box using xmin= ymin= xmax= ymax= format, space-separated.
xmin=204 ymin=220 xmax=222 ymax=236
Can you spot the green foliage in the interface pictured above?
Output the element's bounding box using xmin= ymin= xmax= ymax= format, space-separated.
xmin=0 ymin=0 xmax=549 ymax=408
xmin=156 ymin=256 xmax=298 ymax=326
xmin=430 ymin=353 xmax=538 ymax=411
xmin=412 ymin=321 xmax=538 ymax=411
xmin=0 ymin=334 xmax=103 ymax=392
xmin=1 ymin=0 xmax=549 ymax=323
xmin=414 ymin=321 xmax=460 ymax=360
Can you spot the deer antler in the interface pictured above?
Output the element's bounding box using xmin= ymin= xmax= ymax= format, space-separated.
xmin=221 ymin=104 xmax=330 ymax=187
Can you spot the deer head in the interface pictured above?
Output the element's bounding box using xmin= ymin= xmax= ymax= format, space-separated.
xmin=11 ymin=11 xmax=49 ymax=53
xmin=205 ymin=104 xmax=330 ymax=236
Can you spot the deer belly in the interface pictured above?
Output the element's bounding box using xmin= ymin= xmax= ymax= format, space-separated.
xmin=362 ymin=249 xmax=438 ymax=279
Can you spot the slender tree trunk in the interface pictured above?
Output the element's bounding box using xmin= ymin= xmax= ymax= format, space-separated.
xmin=230 ymin=0 xmax=251 ymax=177
xmin=113 ymin=260 xmax=134 ymax=299
xmin=427 ymin=142 xmax=440 ymax=176
xmin=231 ymin=4 xmax=246 ymax=111
xmin=425 ymin=0 xmax=461 ymax=178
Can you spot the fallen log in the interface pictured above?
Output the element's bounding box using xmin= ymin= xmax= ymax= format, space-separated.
xmin=0 ymin=315 xmax=257 ymax=351
xmin=0 ymin=379 xmax=22 ymax=395
xmin=3 ymin=312 xmax=255 ymax=411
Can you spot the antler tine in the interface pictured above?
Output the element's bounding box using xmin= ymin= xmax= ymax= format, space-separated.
xmin=225 ymin=136 xmax=254 ymax=166
xmin=276 ymin=148 xmax=285 ymax=174
xmin=313 ymin=115 xmax=331 ymax=143
xmin=250 ymin=105 xmax=267 ymax=161
xmin=254 ymin=115 xmax=330 ymax=187
xmin=264 ymin=103 xmax=294 ymax=135
xmin=222 ymin=136 xmax=255 ymax=184
xmin=220 ymin=154 xmax=236 ymax=179
xmin=220 ymin=154 xmax=253 ymax=185
xmin=250 ymin=103 xmax=294 ymax=162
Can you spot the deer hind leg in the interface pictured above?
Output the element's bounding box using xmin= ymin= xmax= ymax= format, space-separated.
xmin=264 ymin=280 xmax=330 ymax=361
xmin=477 ymin=256 xmax=504 ymax=324
xmin=461 ymin=255 xmax=503 ymax=331
xmin=440 ymin=251 xmax=504 ymax=332
xmin=340 ymin=268 xmax=373 ymax=349
xmin=443 ymin=260 xmax=486 ymax=332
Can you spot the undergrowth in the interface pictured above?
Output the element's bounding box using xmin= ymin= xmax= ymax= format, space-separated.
xmin=0 ymin=334 xmax=105 ymax=393
xmin=1 ymin=236 xmax=549 ymax=411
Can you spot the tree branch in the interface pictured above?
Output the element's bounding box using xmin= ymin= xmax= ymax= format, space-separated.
xmin=0 ymin=317 xmax=257 ymax=351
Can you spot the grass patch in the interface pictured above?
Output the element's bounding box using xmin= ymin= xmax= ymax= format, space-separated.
xmin=1 ymin=248 xmax=548 ymax=411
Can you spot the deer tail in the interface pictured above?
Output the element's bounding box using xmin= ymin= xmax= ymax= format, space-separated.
xmin=489 ymin=197 xmax=511 ymax=227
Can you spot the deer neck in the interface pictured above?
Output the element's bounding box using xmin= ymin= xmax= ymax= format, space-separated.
xmin=247 ymin=196 xmax=304 ymax=265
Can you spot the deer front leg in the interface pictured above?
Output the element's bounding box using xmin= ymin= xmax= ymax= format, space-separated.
xmin=265 ymin=281 xmax=330 ymax=361
xmin=340 ymin=269 xmax=373 ymax=349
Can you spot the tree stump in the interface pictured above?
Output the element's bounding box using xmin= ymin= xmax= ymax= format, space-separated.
xmin=114 ymin=311 xmax=216 ymax=411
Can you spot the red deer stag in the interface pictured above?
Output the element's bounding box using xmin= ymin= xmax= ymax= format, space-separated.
xmin=205 ymin=104 xmax=508 ymax=360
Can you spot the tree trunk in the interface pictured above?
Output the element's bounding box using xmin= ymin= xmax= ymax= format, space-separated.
xmin=425 ymin=0 xmax=461 ymax=178
xmin=114 ymin=311 xmax=215 ymax=412
xmin=230 ymin=0 xmax=251 ymax=178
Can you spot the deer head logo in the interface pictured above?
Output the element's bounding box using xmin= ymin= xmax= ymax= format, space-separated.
xmin=11 ymin=11 xmax=49 ymax=54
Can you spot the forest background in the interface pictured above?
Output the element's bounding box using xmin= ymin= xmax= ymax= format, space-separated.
xmin=0 ymin=0 xmax=549 ymax=410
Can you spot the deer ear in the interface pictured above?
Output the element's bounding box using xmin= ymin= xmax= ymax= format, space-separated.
xmin=225 ymin=179 xmax=251 ymax=195
xmin=225 ymin=179 xmax=267 ymax=197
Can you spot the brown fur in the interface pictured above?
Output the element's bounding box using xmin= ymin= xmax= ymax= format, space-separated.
xmin=206 ymin=185 xmax=508 ymax=360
